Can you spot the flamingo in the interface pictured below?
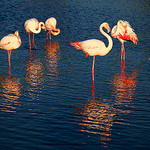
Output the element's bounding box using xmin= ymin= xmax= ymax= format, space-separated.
xmin=70 ymin=22 xmax=113 ymax=83
xmin=0 ymin=31 xmax=21 ymax=75
xmin=24 ymin=18 xmax=45 ymax=50
xmin=111 ymin=20 xmax=138 ymax=65
xmin=44 ymin=17 xmax=60 ymax=41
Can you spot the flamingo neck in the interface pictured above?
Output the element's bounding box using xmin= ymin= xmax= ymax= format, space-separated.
xmin=100 ymin=24 xmax=113 ymax=54
xmin=32 ymin=22 xmax=44 ymax=34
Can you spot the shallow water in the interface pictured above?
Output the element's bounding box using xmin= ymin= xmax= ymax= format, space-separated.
xmin=0 ymin=0 xmax=150 ymax=150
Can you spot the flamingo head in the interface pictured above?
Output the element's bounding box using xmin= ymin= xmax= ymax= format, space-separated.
xmin=14 ymin=30 xmax=19 ymax=37
xmin=104 ymin=23 xmax=111 ymax=33
xmin=14 ymin=31 xmax=21 ymax=44
xmin=40 ymin=22 xmax=46 ymax=30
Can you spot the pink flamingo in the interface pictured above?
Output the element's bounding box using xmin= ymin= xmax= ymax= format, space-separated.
xmin=111 ymin=20 xmax=138 ymax=65
xmin=44 ymin=17 xmax=60 ymax=41
xmin=24 ymin=18 xmax=45 ymax=50
xmin=70 ymin=22 xmax=113 ymax=83
xmin=0 ymin=31 xmax=21 ymax=75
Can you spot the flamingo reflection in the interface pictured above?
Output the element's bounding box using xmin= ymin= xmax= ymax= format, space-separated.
xmin=73 ymin=84 xmax=116 ymax=147
xmin=44 ymin=41 xmax=60 ymax=82
xmin=25 ymin=55 xmax=45 ymax=100
xmin=111 ymin=64 xmax=137 ymax=108
xmin=0 ymin=75 xmax=22 ymax=113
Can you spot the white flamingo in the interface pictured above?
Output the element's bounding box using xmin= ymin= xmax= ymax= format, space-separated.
xmin=70 ymin=22 xmax=113 ymax=82
xmin=44 ymin=17 xmax=60 ymax=41
xmin=0 ymin=31 xmax=21 ymax=75
xmin=24 ymin=18 xmax=45 ymax=50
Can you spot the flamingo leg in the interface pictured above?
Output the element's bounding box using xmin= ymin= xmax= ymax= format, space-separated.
xmin=92 ymin=56 xmax=95 ymax=83
xmin=28 ymin=33 xmax=31 ymax=51
xmin=49 ymin=30 xmax=52 ymax=41
xmin=32 ymin=33 xmax=37 ymax=50
xmin=91 ymin=82 xmax=95 ymax=100
xmin=121 ymin=43 xmax=125 ymax=67
xmin=46 ymin=30 xmax=51 ymax=41
xmin=46 ymin=30 xmax=50 ymax=41
xmin=8 ymin=50 xmax=11 ymax=76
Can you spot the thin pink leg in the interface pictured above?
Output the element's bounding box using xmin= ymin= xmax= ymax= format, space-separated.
xmin=91 ymin=81 xmax=95 ymax=99
xmin=32 ymin=33 xmax=37 ymax=49
xmin=28 ymin=33 xmax=31 ymax=51
xmin=49 ymin=31 xmax=52 ymax=41
xmin=8 ymin=51 xmax=11 ymax=76
xmin=92 ymin=56 xmax=95 ymax=83
xmin=121 ymin=43 xmax=125 ymax=67
xmin=46 ymin=30 xmax=51 ymax=41
xmin=46 ymin=30 xmax=50 ymax=41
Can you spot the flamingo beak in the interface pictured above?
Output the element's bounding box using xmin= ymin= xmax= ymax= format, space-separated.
xmin=107 ymin=26 xmax=111 ymax=33
xmin=14 ymin=30 xmax=19 ymax=36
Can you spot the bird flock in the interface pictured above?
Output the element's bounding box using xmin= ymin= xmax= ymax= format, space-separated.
xmin=0 ymin=17 xmax=138 ymax=82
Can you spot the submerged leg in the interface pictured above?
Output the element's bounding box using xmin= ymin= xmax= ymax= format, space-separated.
xmin=92 ymin=56 xmax=95 ymax=83
xmin=32 ymin=33 xmax=37 ymax=50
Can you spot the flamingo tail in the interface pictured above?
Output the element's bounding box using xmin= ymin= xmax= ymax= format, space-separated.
xmin=118 ymin=33 xmax=138 ymax=45
xmin=70 ymin=42 xmax=82 ymax=50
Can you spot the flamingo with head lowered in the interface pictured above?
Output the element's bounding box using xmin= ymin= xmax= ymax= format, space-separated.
xmin=111 ymin=20 xmax=138 ymax=65
xmin=24 ymin=18 xmax=45 ymax=50
xmin=70 ymin=22 xmax=113 ymax=83
xmin=0 ymin=31 xmax=21 ymax=75
xmin=44 ymin=17 xmax=60 ymax=41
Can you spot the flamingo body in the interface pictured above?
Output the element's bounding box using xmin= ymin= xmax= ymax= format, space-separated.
xmin=111 ymin=20 xmax=138 ymax=44
xmin=70 ymin=23 xmax=113 ymax=82
xmin=24 ymin=18 xmax=45 ymax=50
xmin=111 ymin=20 xmax=138 ymax=65
xmin=44 ymin=17 xmax=60 ymax=40
xmin=71 ymin=39 xmax=109 ymax=56
xmin=0 ymin=31 xmax=21 ymax=51
xmin=0 ymin=31 xmax=21 ymax=75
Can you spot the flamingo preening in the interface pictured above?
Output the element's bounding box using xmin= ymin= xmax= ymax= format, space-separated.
xmin=70 ymin=22 xmax=113 ymax=83
xmin=111 ymin=20 xmax=138 ymax=65
xmin=24 ymin=18 xmax=45 ymax=50
xmin=44 ymin=17 xmax=60 ymax=41
xmin=0 ymin=31 xmax=21 ymax=75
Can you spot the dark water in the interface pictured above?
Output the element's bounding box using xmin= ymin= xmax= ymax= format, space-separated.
xmin=0 ymin=0 xmax=150 ymax=149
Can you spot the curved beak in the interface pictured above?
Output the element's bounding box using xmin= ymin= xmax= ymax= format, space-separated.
xmin=14 ymin=30 xmax=19 ymax=36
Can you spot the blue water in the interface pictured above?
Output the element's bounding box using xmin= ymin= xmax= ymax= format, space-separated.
xmin=0 ymin=0 xmax=150 ymax=149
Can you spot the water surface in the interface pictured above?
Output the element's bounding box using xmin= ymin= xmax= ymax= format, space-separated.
xmin=0 ymin=0 xmax=150 ymax=150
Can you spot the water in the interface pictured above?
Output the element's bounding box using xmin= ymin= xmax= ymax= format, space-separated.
xmin=0 ymin=0 xmax=150 ymax=149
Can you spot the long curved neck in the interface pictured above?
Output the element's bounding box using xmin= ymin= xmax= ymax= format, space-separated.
xmin=100 ymin=25 xmax=113 ymax=54
xmin=31 ymin=22 xmax=44 ymax=34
